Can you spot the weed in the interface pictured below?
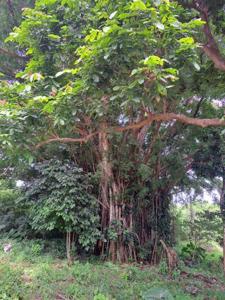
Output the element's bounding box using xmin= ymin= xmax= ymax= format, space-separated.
xmin=0 ymin=239 xmax=224 ymax=300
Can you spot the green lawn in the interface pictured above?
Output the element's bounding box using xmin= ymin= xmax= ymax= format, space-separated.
xmin=0 ymin=239 xmax=225 ymax=300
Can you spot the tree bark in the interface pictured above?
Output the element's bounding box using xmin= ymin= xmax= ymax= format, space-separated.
xmin=220 ymin=173 xmax=225 ymax=276
xmin=36 ymin=112 xmax=225 ymax=149
xmin=66 ymin=231 xmax=74 ymax=265
xmin=6 ymin=0 xmax=18 ymax=27
xmin=98 ymin=120 xmax=136 ymax=262
xmin=191 ymin=0 xmax=225 ymax=72
xmin=223 ymin=226 xmax=225 ymax=276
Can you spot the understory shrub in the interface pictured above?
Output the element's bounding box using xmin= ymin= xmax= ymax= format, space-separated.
xmin=180 ymin=242 xmax=206 ymax=265
xmin=19 ymin=159 xmax=100 ymax=260
xmin=0 ymin=180 xmax=29 ymax=238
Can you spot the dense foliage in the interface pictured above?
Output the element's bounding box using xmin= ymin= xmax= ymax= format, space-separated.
xmin=0 ymin=0 xmax=34 ymax=79
xmin=20 ymin=160 xmax=100 ymax=260
xmin=0 ymin=180 xmax=24 ymax=236
xmin=0 ymin=0 xmax=224 ymax=269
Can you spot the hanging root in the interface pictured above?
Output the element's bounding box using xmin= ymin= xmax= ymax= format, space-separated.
xmin=160 ymin=239 xmax=178 ymax=276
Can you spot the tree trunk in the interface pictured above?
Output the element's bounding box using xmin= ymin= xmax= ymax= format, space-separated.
xmin=98 ymin=122 xmax=135 ymax=262
xmin=223 ymin=226 xmax=225 ymax=276
xmin=135 ymin=190 xmax=171 ymax=264
xmin=66 ymin=231 xmax=74 ymax=265
xmin=220 ymin=173 xmax=225 ymax=276
xmin=189 ymin=196 xmax=195 ymax=244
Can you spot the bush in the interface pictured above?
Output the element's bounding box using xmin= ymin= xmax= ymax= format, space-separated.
xmin=180 ymin=242 xmax=206 ymax=265
xmin=20 ymin=160 xmax=100 ymax=260
xmin=0 ymin=180 xmax=29 ymax=238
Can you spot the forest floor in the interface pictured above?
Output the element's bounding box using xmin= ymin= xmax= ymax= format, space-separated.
xmin=0 ymin=239 xmax=225 ymax=300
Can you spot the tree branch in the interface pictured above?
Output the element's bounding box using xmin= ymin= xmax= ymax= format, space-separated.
xmin=35 ymin=113 xmax=225 ymax=148
xmin=6 ymin=0 xmax=18 ymax=27
xmin=193 ymin=97 xmax=204 ymax=117
xmin=36 ymin=132 xmax=98 ymax=149
xmin=115 ymin=113 xmax=225 ymax=132
xmin=192 ymin=0 xmax=225 ymax=71
xmin=0 ymin=47 xmax=26 ymax=60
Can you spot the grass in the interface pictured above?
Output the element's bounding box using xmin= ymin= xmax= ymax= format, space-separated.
xmin=0 ymin=239 xmax=225 ymax=299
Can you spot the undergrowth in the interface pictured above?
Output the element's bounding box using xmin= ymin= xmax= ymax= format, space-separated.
xmin=0 ymin=239 xmax=224 ymax=300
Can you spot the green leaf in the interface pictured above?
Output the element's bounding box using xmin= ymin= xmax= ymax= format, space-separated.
xmin=157 ymin=83 xmax=167 ymax=96
xmin=29 ymin=73 xmax=44 ymax=82
xmin=177 ymin=37 xmax=196 ymax=52
xmin=42 ymin=0 xmax=57 ymax=5
xmin=164 ymin=68 xmax=178 ymax=75
xmin=55 ymin=68 xmax=80 ymax=77
xmin=179 ymin=37 xmax=195 ymax=45
xmin=103 ymin=26 xmax=111 ymax=33
xmin=85 ymin=29 xmax=102 ymax=42
xmin=48 ymin=34 xmax=61 ymax=41
xmin=143 ymin=55 xmax=164 ymax=67
xmin=187 ymin=18 xmax=206 ymax=28
xmin=131 ymin=69 xmax=139 ymax=76
xmin=43 ymin=102 xmax=54 ymax=113
xmin=130 ymin=0 xmax=147 ymax=11
xmin=33 ymin=96 xmax=48 ymax=102
xmin=113 ymin=86 xmax=120 ymax=91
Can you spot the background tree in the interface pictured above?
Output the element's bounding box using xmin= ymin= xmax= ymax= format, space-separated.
xmin=192 ymin=128 xmax=225 ymax=272
xmin=0 ymin=0 xmax=34 ymax=79
xmin=0 ymin=179 xmax=27 ymax=237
